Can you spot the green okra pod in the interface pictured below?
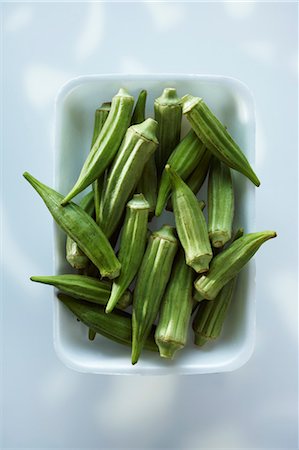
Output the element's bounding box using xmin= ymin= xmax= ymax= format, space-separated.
xmin=65 ymin=190 xmax=95 ymax=270
xmin=132 ymin=225 xmax=178 ymax=364
xmin=155 ymin=250 xmax=193 ymax=359
xmin=91 ymin=102 xmax=111 ymax=224
xmin=185 ymin=149 xmax=212 ymax=196
xmin=192 ymin=227 xmax=244 ymax=345
xmin=61 ymin=88 xmax=134 ymax=205
xmin=136 ymin=156 xmax=157 ymax=217
xmin=231 ymin=227 xmax=244 ymax=242
xmin=58 ymin=293 xmax=158 ymax=352
xmin=131 ymin=90 xmax=158 ymax=215
xmin=208 ymin=156 xmax=234 ymax=248
xmin=166 ymin=165 xmax=213 ymax=274
xmin=100 ymin=118 xmax=158 ymax=238
xmin=91 ymin=102 xmax=111 ymax=147
xmin=181 ymin=95 xmax=260 ymax=187
xmin=106 ymin=194 xmax=150 ymax=314
xmin=154 ymin=88 xmax=182 ymax=174
xmin=30 ymin=274 xmax=132 ymax=309
xmin=194 ymin=231 xmax=277 ymax=300
xmin=88 ymin=328 xmax=97 ymax=341
xmin=131 ymin=89 xmax=147 ymax=125
xmin=193 ymin=278 xmax=236 ymax=346
xmin=24 ymin=172 xmax=121 ymax=279
xmin=155 ymin=130 xmax=206 ymax=216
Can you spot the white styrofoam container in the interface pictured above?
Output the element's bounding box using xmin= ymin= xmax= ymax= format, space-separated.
xmin=54 ymin=74 xmax=256 ymax=375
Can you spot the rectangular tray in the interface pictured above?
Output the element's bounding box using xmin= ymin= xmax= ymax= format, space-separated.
xmin=54 ymin=74 xmax=256 ymax=375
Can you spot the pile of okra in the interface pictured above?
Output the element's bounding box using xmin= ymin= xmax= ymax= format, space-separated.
xmin=26 ymin=87 xmax=276 ymax=364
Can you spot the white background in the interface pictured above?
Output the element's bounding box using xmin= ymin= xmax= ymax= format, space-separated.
xmin=1 ymin=2 xmax=298 ymax=449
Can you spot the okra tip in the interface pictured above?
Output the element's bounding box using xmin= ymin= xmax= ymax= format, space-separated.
xmin=190 ymin=256 xmax=211 ymax=274
xmin=88 ymin=329 xmax=96 ymax=341
xmin=194 ymin=333 xmax=208 ymax=347
xmin=250 ymin=172 xmax=261 ymax=187
xmin=156 ymin=339 xmax=183 ymax=360
xmin=131 ymin=344 xmax=142 ymax=365
xmin=210 ymin=231 xmax=231 ymax=248
xmin=164 ymin=164 xmax=180 ymax=186
xmin=23 ymin=171 xmax=36 ymax=185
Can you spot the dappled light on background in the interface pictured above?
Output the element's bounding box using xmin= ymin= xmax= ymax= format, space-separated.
xmin=2 ymin=209 xmax=41 ymax=294
xmin=4 ymin=4 xmax=33 ymax=32
xmin=266 ymin=269 xmax=297 ymax=340
xmin=183 ymin=422 xmax=246 ymax=450
xmin=94 ymin=376 xmax=179 ymax=435
xmin=255 ymin=113 xmax=267 ymax=170
xmin=145 ymin=2 xmax=185 ymax=31
xmin=38 ymin=369 xmax=79 ymax=407
xmin=24 ymin=64 xmax=71 ymax=109
xmin=74 ymin=3 xmax=105 ymax=62
xmin=290 ymin=52 xmax=299 ymax=76
xmin=242 ymin=41 xmax=276 ymax=65
xmin=2 ymin=1 xmax=297 ymax=448
xmin=120 ymin=57 xmax=149 ymax=74
xmin=224 ymin=2 xmax=255 ymax=19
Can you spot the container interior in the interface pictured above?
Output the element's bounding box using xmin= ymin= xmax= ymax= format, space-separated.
xmin=54 ymin=74 xmax=256 ymax=375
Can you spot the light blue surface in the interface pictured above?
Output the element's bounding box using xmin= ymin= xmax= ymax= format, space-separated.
xmin=1 ymin=2 xmax=298 ymax=449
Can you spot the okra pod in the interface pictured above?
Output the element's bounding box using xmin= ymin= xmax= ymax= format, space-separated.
xmin=65 ymin=190 xmax=95 ymax=269
xmin=181 ymin=95 xmax=260 ymax=187
xmin=155 ymin=130 xmax=206 ymax=216
xmin=58 ymin=293 xmax=158 ymax=352
xmin=193 ymin=279 xmax=235 ymax=346
xmin=100 ymin=118 xmax=158 ymax=238
xmin=132 ymin=225 xmax=178 ymax=364
xmin=136 ymin=156 xmax=157 ymax=217
xmin=166 ymin=165 xmax=213 ymax=273
xmin=106 ymin=194 xmax=150 ymax=313
xmin=91 ymin=102 xmax=111 ymax=147
xmin=88 ymin=328 xmax=97 ymax=341
xmin=193 ymin=228 xmax=244 ymax=345
xmin=30 ymin=274 xmax=131 ymax=309
xmin=208 ymin=156 xmax=234 ymax=248
xmin=61 ymin=88 xmax=134 ymax=205
xmin=131 ymin=90 xmax=158 ymax=215
xmin=185 ymin=149 xmax=212 ymax=196
xmin=24 ymin=172 xmax=121 ymax=279
xmin=154 ymin=88 xmax=182 ymax=174
xmin=155 ymin=251 xmax=193 ymax=359
xmin=131 ymin=89 xmax=147 ymax=125
xmin=91 ymin=102 xmax=111 ymax=224
xmin=194 ymin=231 xmax=277 ymax=300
